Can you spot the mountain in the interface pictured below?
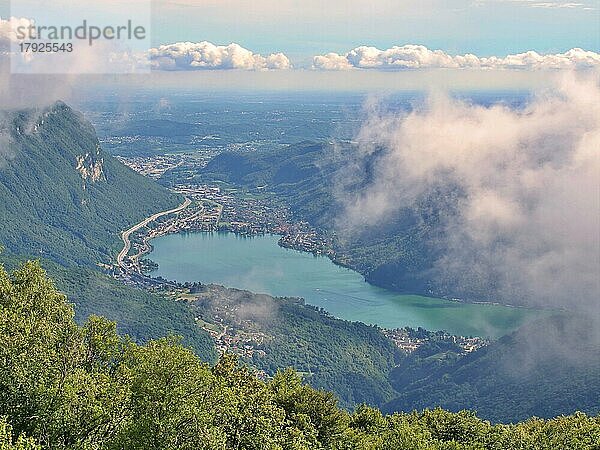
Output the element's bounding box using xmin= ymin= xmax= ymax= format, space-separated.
xmin=2 ymin=103 xmax=597 ymax=423
xmin=384 ymin=314 xmax=600 ymax=423
xmin=0 ymin=101 xmax=181 ymax=267
xmin=1 ymin=261 xmax=598 ymax=449
xmin=0 ymin=102 xmax=216 ymax=360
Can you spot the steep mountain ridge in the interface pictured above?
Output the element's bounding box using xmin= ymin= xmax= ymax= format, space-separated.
xmin=0 ymin=102 xmax=217 ymax=360
xmin=0 ymin=101 xmax=181 ymax=267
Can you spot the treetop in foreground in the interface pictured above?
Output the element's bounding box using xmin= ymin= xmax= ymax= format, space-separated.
xmin=0 ymin=261 xmax=598 ymax=449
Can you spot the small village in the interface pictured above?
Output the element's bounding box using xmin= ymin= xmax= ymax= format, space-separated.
xmin=382 ymin=327 xmax=490 ymax=354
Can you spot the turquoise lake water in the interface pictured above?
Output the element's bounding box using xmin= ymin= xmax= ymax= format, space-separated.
xmin=148 ymin=232 xmax=540 ymax=337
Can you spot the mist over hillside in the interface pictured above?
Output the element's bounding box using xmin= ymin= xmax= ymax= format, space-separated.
xmin=0 ymin=91 xmax=597 ymax=426
xmin=340 ymin=74 xmax=600 ymax=313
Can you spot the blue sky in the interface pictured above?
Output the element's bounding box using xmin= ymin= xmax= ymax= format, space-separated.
xmin=152 ymin=0 xmax=600 ymax=59
xmin=5 ymin=0 xmax=598 ymax=59
xmin=2 ymin=0 xmax=598 ymax=86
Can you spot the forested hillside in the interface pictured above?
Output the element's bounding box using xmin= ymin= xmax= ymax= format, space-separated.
xmin=1 ymin=261 xmax=598 ymax=449
xmin=0 ymin=101 xmax=181 ymax=267
xmin=384 ymin=314 xmax=600 ymax=423
xmin=0 ymin=102 xmax=217 ymax=360
xmin=196 ymin=142 xmax=450 ymax=298
xmin=0 ymin=251 xmax=216 ymax=361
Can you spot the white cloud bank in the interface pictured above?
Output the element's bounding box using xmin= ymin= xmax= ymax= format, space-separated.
xmin=0 ymin=17 xmax=32 ymax=47
xmin=3 ymin=15 xmax=597 ymax=74
xmin=338 ymin=73 xmax=600 ymax=309
xmin=148 ymin=41 xmax=291 ymax=71
xmin=502 ymin=0 xmax=595 ymax=9
xmin=314 ymin=45 xmax=600 ymax=70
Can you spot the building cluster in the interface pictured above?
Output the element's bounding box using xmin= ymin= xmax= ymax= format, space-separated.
xmin=173 ymin=184 xmax=290 ymax=234
xmin=170 ymin=184 xmax=336 ymax=257
xmin=176 ymin=284 xmax=272 ymax=362
xmin=199 ymin=322 xmax=268 ymax=360
xmin=278 ymin=222 xmax=335 ymax=257
xmin=116 ymin=155 xmax=181 ymax=179
xmin=117 ymin=150 xmax=217 ymax=180
xmin=382 ymin=328 xmax=490 ymax=354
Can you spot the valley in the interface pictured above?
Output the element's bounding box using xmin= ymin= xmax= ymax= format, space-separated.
xmin=0 ymin=97 xmax=596 ymax=425
xmin=2 ymin=1 xmax=598 ymax=445
xmin=111 ymin=165 xmax=539 ymax=338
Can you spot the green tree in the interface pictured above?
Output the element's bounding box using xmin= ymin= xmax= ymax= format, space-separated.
xmin=0 ymin=417 xmax=39 ymax=450
xmin=0 ymin=262 xmax=130 ymax=448
xmin=270 ymin=368 xmax=349 ymax=448
xmin=1 ymin=260 xmax=599 ymax=450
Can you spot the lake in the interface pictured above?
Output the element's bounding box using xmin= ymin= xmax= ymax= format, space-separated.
xmin=148 ymin=232 xmax=540 ymax=337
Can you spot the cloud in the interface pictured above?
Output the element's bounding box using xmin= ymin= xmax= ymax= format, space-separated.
xmin=480 ymin=48 xmax=600 ymax=69
xmin=313 ymin=45 xmax=600 ymax=70
xmin=0 ymin=17 xmax=33 ymax=47
xmin=337 ymin=72 xmax=600 ymax=311
xmin=480 ymin=0 xmax=596 ymax=9
xmin=312 ymin=52 xmax=352 ymax=71
xmin=148 ymin=41 xmax=291 ymax=71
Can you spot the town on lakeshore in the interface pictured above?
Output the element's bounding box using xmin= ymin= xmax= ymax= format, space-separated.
xmin=112 ymin=155 xmax=490 ymax=363
xmin=115 ymin=172 xmax=336 ymax=278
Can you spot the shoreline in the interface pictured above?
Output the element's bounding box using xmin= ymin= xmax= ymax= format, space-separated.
xmin=133 ymin=228 xmax=545 ymax=312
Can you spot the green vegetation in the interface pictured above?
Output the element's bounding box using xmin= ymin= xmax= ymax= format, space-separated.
xmin=1 ymin=261 xmax=599 ymax=449
xmin=384 ymin=314 xmax=600 ymax=423
xmin=0 ymin=102 xmax=181 ymax=267
xmin=185 ymin=285 xmax=401 ymax=408
xmin=256 ymin=300 xmax=400 ymax=408
xmin=0 ymin=253 xmax=215 ymax=363
xmin=0 ymin=418 xmax=40 ymax=450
